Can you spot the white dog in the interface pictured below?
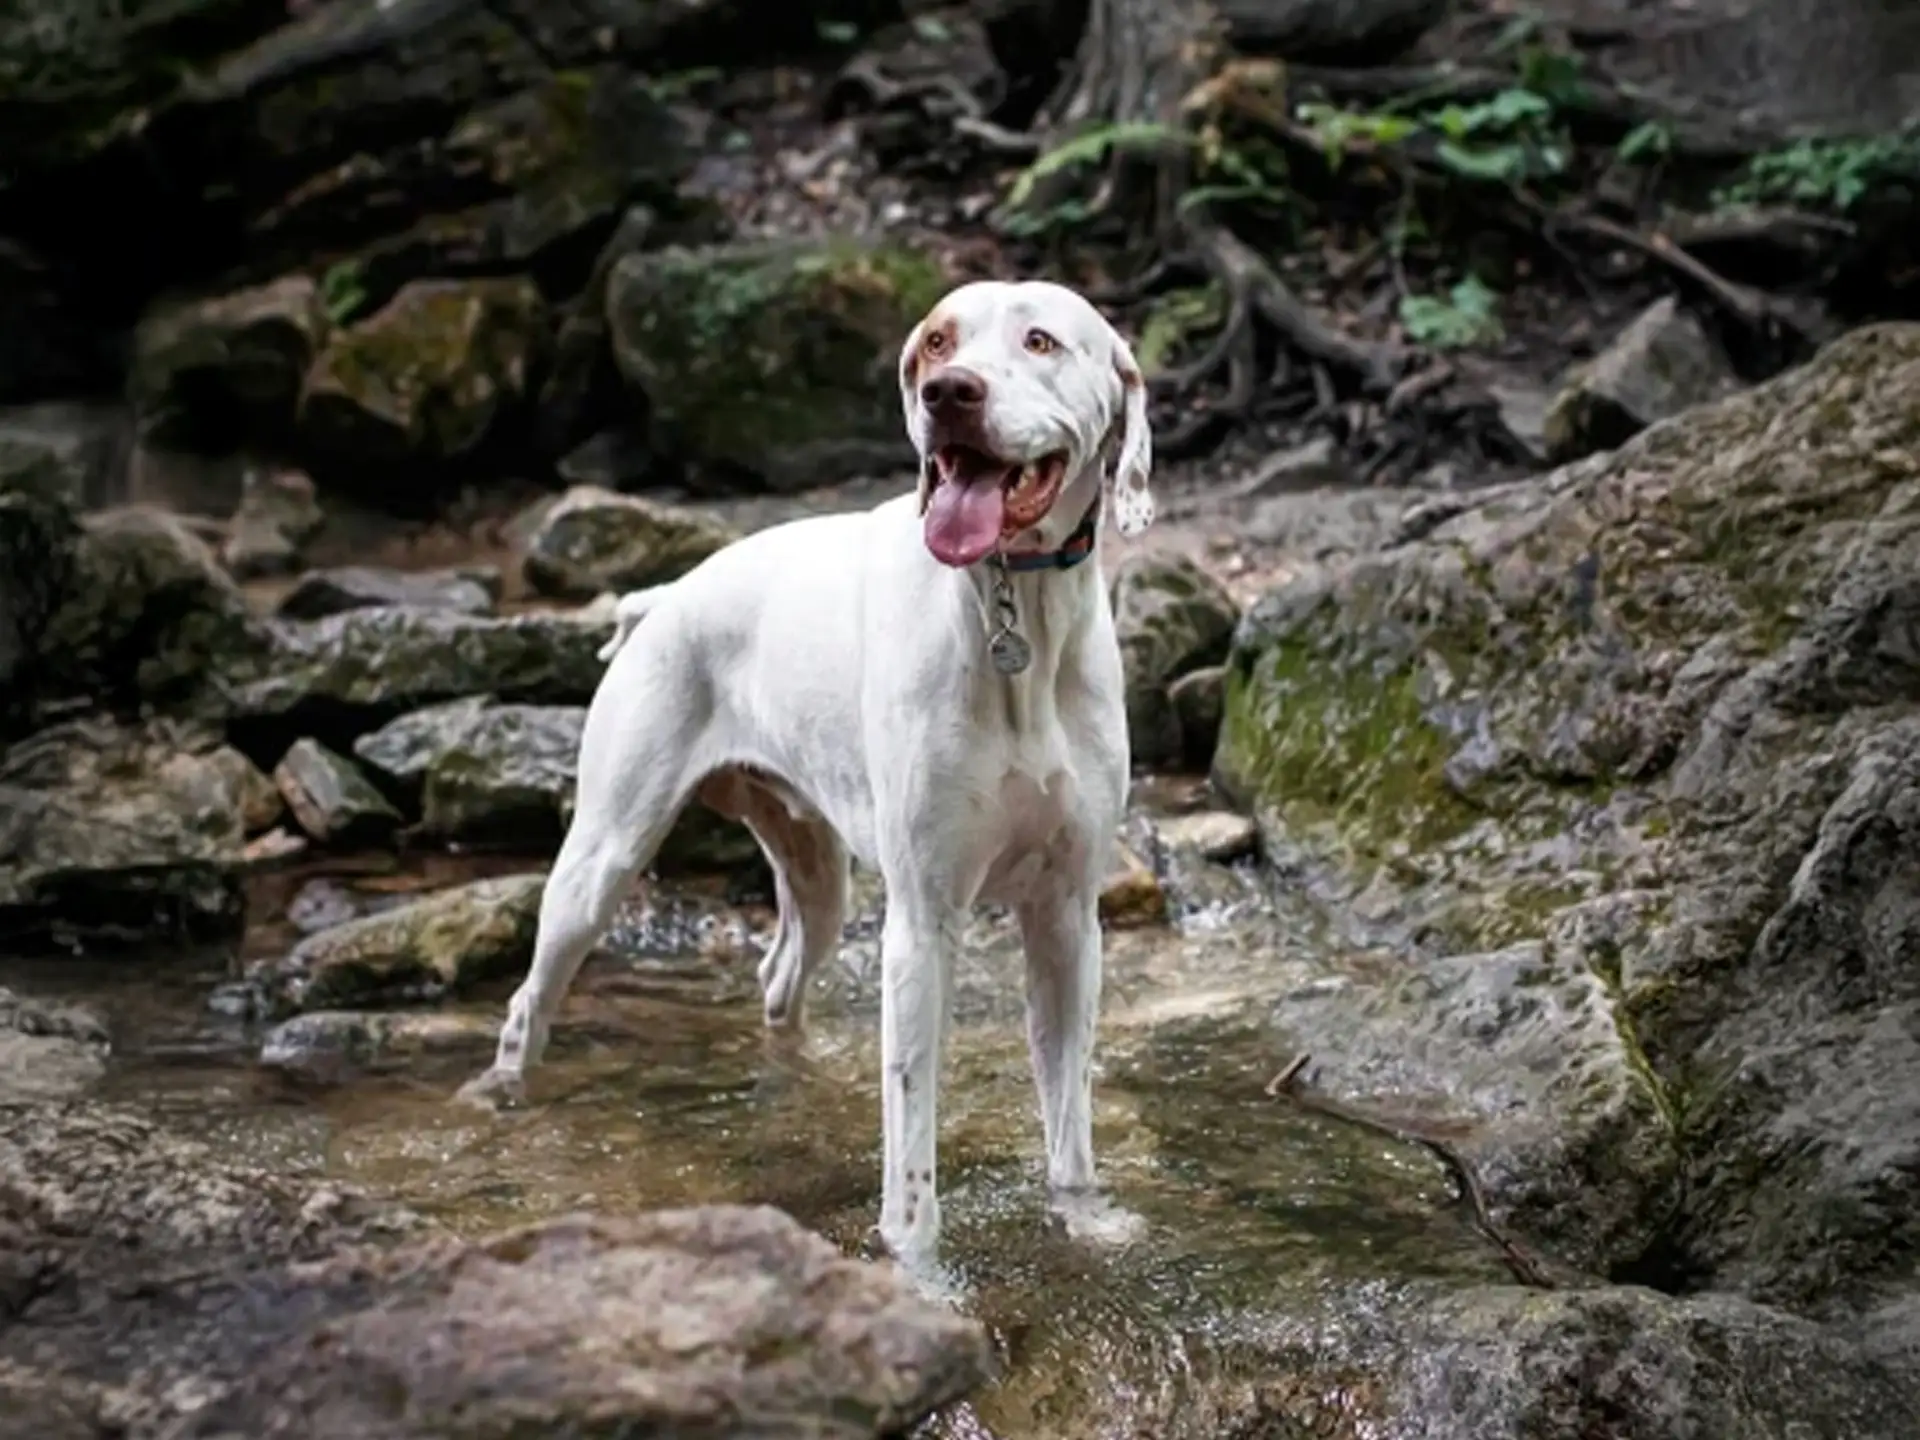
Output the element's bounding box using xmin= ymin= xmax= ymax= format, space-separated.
xmin=459 ymin=279 xmax=1155 ymax=1264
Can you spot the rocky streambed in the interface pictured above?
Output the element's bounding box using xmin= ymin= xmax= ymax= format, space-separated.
xmin=5 ymin=323 xmax=1920 ymax=1438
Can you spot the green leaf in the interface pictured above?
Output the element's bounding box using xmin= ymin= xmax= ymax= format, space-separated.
xmin=816 ymin=19 xmax=858 ymax=43
xmin=1616 ymin=121 xmax=1672 ymax=164
xmin=1435 ymin=140 xmax=1528 ymax=183
xmin=1399 ymin=276 xmax=1504 ymax=350
xmin=911 ymin=16 xmax=952 ymax=42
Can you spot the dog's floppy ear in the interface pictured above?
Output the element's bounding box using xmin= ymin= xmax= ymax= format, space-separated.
xmin=898 ymin=316 xmax=932 ymax=516
xmin=1104 ymin=325 xmax=1155 ymax=537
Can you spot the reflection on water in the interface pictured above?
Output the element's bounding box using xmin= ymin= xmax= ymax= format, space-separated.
xmin=8 ymin=809 xmax=1511 ymax=1439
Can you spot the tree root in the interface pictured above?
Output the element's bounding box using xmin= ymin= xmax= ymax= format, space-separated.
xmin=1267 ymin=1053 xmax=1563 ymax=1290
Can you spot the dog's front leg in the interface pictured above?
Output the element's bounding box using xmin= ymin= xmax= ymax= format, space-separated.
xmin=877 ymin=899 xmax=956 ymax=1265
xmin=1019 ymin=879 xmax=1146 ymax=1247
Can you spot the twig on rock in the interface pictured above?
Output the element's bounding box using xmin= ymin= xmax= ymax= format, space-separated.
xmin=1266 ymin=1054 xmax=1558 ymax=1289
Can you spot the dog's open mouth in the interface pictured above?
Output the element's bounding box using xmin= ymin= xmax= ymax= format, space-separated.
xmin=923 ymin=444 xmax=1069 ymax=568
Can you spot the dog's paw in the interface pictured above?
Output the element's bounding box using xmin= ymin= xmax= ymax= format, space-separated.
xmin=1050 ymin=1188 xmax=1148 ymax=1249
xmin=453 ymin=1066 xmax=528 ymax=1112
xmin=866 ymin=1226 xmax=969 ymax=1308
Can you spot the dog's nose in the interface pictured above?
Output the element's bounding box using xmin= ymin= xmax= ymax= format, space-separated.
xmin=920 ymin=367 xmax=987 ymax=413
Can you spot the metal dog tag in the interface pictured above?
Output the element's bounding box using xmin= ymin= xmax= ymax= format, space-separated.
xmin=988 ymin=625 xmax=1032 ymax=676
xmin=987 ymin=566 xmax=1031 ymax=676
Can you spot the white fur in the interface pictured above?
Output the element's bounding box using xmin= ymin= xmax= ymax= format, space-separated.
xmin=460 ymin=280 xmax=1156 ymax=1264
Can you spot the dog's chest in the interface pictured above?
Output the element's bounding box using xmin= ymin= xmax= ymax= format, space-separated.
xmin=972 ymin=765 xmax=1098 ymax=906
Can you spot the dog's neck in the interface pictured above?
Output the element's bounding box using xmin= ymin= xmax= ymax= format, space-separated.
xmin=956 ymin=466 xmax=1109 ymax=716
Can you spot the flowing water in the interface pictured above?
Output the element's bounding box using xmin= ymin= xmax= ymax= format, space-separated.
xmin=4 ymin=777 xmax=1525 ymax=1438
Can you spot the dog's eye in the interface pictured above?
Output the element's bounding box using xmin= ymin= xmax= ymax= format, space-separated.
xmin=923 ymin=331 xmax=949 ymax=357
xmin=1024 ymin=328 xmax=1060 ymax=355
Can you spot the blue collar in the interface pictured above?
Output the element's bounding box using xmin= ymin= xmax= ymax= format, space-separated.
xmin=988 ymin=498 xmax=1101 ymax=573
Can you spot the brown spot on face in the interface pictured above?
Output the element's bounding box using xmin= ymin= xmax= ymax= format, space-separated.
xmin=1116 ymin=355 xmax=1143 ymax=389
xmin=907 ymin=313 xmax=958 ymax=391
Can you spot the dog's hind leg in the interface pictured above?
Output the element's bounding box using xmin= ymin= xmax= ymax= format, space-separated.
xmin=458 ymin=665 xmax=701 ymax=1108
xmin=703 ymin=770 xmax=849 ymax=1029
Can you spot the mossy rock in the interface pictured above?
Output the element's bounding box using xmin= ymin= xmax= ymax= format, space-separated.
xmin=36 ymin=505 xmax=270 ymax=719
xmin=0 ymin=716 xmax=254 ymax=939
xmin=129 ymin=276 xmax=330 ymax=446
xmin=521 ymin=485 xmax=738 ymax=599
xmin=299 ymin=278 xmax=547 ymax=465
xmin=606 ymin=238 xmax=948 ymax=492
xmin=1216 ymin=322 xmax=1920 ymax=1305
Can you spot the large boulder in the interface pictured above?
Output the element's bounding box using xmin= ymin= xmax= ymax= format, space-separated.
xmin=608 ymin=239 xmax=947 ymax=492
xmin=521 ymin=484 xmax=738 ymax=599
xmin=0 ymin=718 xmax=256 ymax=937
xmin=298 ymin=278 xmax=547 ymax=470
xmin=1214 ymin=322 xmax=1920 ymax=1311
xmin=182 ymin=1208 xmax=992 ymax=1440
xmin=0 ymin=1091 xmax=987 ymax=1440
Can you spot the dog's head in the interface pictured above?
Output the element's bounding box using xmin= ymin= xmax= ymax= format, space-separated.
xmin=898 ymin=279 xmax=1154 ymax=568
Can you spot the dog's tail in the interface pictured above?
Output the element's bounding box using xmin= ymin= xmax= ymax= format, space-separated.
xmin=596 ymin=585 xmax=670 ymax=663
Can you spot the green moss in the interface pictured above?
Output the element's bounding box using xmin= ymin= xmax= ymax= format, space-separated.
xmin=1217 ymin=628 xmax=1476 ymax=862
xmin=608 ymin=239 xmax=948 ymax=485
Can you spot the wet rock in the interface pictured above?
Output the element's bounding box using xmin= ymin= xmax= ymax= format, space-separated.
xmin=0 ymin=718 xmax=253 ymax=938
xmin=1543 ymin=298 xmax=1743 ymax=462
xmin=38 ymin=504 xmax=268 ymax=717
xmin=608 ymin=238 xmax=947 ymax=492
xmin=273 ymin=738 xmax=402 ymax=846
xmin=522 ymin=484 xmax=738 ymax=599
xmin=1390 ymin=1284 xmax=1918 ymax=1439
xmin=276 ymin=564 xmax=498 ymax=619
xmin=354 ymin=698 xmax=761 ymax=873
xmin=0 ymin=987 xmax=108 ymax=1104
xmin=220 ymin=466 xmax=324 ymax=578
xmin=223 ymin=606 xmax=613 ymax=729
xmin=178 ymin=1208 xmax=991 ymax=1440
xmin=129 ymin=276 xmax=329 ymax=444
xmin=260 ymin=1007 xmax=498 ymax=1076
xmin=1215 ymin=322 xmax=1920 ymax=1308
xmin=299 ymin=278 xmax=547 ymax=468
xmin=1156 ymin=809 xmax=1258 ymax=863
xmin=1099 ymin=844 xmax=1168 ymax=929
xmin=0 ymin=1095 xmax=417 ymax=1436
xmin=248 ymin=872 xmax=546 ymax=1017
xmin=1220 ymin=0 xmax=1447 ymax=63
xmin=207 ymin=744 xmax=285 ymax=833
xmin=1169 ymin=663 xmax=1226 ymax=769
xmin=0 ymin=1092 xmax=981 ymax=1440
xmin=1111 ymin=555 xmax=1240 ymax=770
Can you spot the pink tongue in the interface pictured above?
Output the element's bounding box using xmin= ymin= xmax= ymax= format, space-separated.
xmin=924 ymin=477 xmax=1005 ymax=567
